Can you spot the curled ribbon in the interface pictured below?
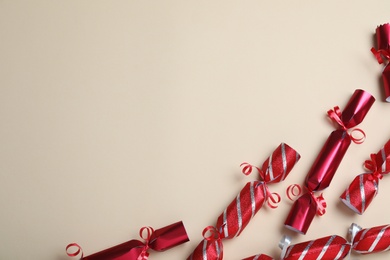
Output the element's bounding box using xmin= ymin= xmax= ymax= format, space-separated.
xmin=286 ymin=184 xmax=326 ymax=215
xmin=202 ymin=226 xmax=221 ymax=241
xmin=327 ymin=106 xmax=366 ymax=144
xmin=310 ymin=192 xmax=327 ymax=216
xmin=240 ymin=162 xmax=263 ymax=179
xmin=364 ymin=154 xmax=385 ymax=182
xmin=202 ymin=226 xmax=223 ymax=260
xmin=66 ymin=243 xmax=84 ymax=259
xmin=371 ymin=47 xmax=390 ymax=64
xmin=286 ymin=184 xmax=302 ymax=201
xmin=241 ymin=162 xmax=280 ymax=208
xmin=262 ymin=183 xmax=281 ymax=209
xmin=138 ymin=226 xmax=154 ymax=260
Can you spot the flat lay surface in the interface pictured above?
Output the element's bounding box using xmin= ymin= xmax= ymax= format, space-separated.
xmin=1 ymin=1 xmax=390 ymax=259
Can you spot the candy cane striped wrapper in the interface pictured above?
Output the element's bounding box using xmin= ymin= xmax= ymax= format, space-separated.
xmin=216 ymin=143 xmax=301 ymax=239
xmin=187 ymin=143 xmax=300 ymax=260
xmin=340 ymin=173 xmax=378 ymax=214
xmin=216 ymin=181 xmax=267 ymax=239
xmin=282 ymin=235 xmax=351 ymax=260
xmin=187 ymin=237 xmax=223 ymax=260
xmin=261 ymin=143 xmax=302 ymax=184
xmin=352 ymin=224 xmax=390 ymax=254
xmin=340 ymin=139 xmax=390 ymax=214
xmin=242 ymin=254 xmax=274 ymax=260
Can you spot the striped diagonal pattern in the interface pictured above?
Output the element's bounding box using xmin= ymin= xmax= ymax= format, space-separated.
xmin=187 ymin=235 xmax=223 ymax=260
xmin=216 ymin=181 xmax=266 ymax=239
xmin=353 ymin=224 xmax=390 ymax=254
xmin=215 ymin=143 xmax=300 ymax=239
xmin=340 ymin=139 xmax=390 ymax=214
xmin=283 ymin=235 xmax=350 ymax=260
xmin=340 ymin=173 xmax=378 ymax=214
xmin=262 ymin=143 xmax=301 ymax=183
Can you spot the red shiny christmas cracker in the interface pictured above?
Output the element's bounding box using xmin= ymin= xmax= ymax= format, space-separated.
xmin=284 ymin=89 xmax=375 ymax=234
xmin=66 ymin=221 xmax=189 ymax=260
xmin=340 ymin=138 xmax=390 ymax=214
xmin=242 ymin=223 xmax=390 ymax=260
xmin=187 ymin=143 xmax=301 ymax=260
xmin=371 ymin=23 xmax=390 ymax=102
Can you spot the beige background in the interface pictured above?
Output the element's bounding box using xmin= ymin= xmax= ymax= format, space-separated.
xmin=1 ymin=1 xmax=390 ymax=259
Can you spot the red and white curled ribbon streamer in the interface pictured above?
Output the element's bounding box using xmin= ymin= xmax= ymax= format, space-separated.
xmin=327 ymin=106 xmax=366 ymax=144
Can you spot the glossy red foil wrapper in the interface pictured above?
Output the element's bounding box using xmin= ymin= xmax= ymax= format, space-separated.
xmin=284 ymin=192 xmax=318 ymax=234
xmin=305 ymin=129 xmax=351 ymax=192
xmin=285 ymin=89 xmax=375 ymax=235
xmin=340 ymin=139 xmax=390 ymax=214
xmin=372 ymin=23 xmax=390 ymax=102
xmin=340 ymin=89 xmax=376 ymax=129
xmin=375 ymin=23 xmax=390 ymax=51
xmin=188 ymin=143 xmax=301 ymax=260
xmin=68 ymin=221 xmax=189 ymax=260
xmin=382 ymin=65 xmax=390 ymax=102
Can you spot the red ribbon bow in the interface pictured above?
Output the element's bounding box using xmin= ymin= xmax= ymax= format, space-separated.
xmin=241 ymin=162 xmax=281 ymax=208
xmin=327 ymin=106 xmax=366 ymax=144
xmin=364 ymin=154 xmax=386 ymax=182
